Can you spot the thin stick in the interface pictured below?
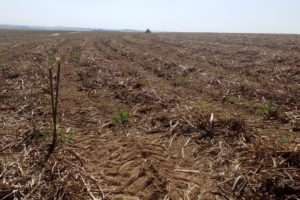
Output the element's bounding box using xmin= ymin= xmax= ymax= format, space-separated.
xmin=48 ymin=67 xmax=56 ymax=154
xmin=53 ymin=61 xmax=61 ymax=151
xmin=48 ymin=60 xmax=61 ymax=155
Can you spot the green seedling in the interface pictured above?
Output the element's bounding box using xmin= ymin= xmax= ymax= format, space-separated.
xmin=173 ymin=76 xmax=188 ymax=86
xmin=114 ymin=111 xmax=129 ymax=124
xmin=59 ymin=128 xmax=76 ymax=144
xmin=122 ymin=36 xmax=136 ymax=44
xmin=149 ymin=44 xmax=160 ymax=49
xmin=157 ymin=70 xmax=172 ymax=78
xmin=94 ymin=40 xmax=111 ymax=59
xmin=83 ymin=79 xmax=94 ymax=88
xmin=207 ymin=57 xmax=217 ymax=65
xmin=196 ymin=103 xmax=211 ymax=112
xmin=41 ymin=131 xmax=51 ymax=138
xmin=277 ymin=137 xmax=290 ymax=144
xmin=261 ymin=103 xmax=277 ymax=119
xmin=128 ymin=68 xmax=139 ymax=77
xmin=71 ymin=49 xmax=80 ymax=59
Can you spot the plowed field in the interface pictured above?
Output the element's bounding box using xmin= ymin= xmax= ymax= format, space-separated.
xmin=1 ymin=30 xmax=300 ymax=199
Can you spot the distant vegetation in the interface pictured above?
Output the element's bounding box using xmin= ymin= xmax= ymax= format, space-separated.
xmin=0 ymin=24 xmax=142 ymax=32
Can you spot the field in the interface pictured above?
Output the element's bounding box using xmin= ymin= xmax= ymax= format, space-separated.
xmin=0 ymin=30 xmax=300 ymax=199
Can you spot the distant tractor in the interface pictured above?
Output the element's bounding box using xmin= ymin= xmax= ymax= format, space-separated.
xmin=145 ymin=29 xmax=151 ymax=33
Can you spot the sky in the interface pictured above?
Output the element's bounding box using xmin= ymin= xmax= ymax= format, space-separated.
xmin=0 ymin=0 xmax=299 ymax=33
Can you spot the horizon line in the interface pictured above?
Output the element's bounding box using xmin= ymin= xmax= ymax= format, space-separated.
xmin=0 ymin=23 xmax=299 ymax=35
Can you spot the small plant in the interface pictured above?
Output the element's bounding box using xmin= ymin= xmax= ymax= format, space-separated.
xmin=94 ymin=39 xmax=111 ymax=59
xmin=59 ymin=128 xmax=76 ymax=144
xmin=114 ymin=111 xmax=129 ymax=124
xmin=196 ymin=102 xmax=211 ymax=112
xmin=157 ymin=69 xmax=172 ymax=78
xmin=207 ymin=57 xmax=217 ymax=65
xmin=173 ymin=76 xmax=188 ymax=86
xmin=83 ymin=79 xmax=95 ymax=89
xmin=41 ymin=131 xmax=51 ymax=138
xmin=122 ymin=36 xmax=136 ymax=44
xmin=149 ymin=44 xmax=160 ymax=49
xmin=157 ymin=83 xmax=168 ymax=92
xmin=71 ymin=49 xmax=80 ymax=60
xmin=261 ymin=103 xmax=278 ymax=119
xmin=277 ymin=137 xmax=291 ymax=144
xmin=128 ymin=68 xmax=139 ymax=77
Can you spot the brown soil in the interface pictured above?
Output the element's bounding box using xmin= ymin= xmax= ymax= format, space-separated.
xmin=0 ymin=30 xmax=300 ymax=199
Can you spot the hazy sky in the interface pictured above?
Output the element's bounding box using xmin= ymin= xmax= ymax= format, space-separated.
xmin=0 ymin=0 xmax=299 ymax=33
